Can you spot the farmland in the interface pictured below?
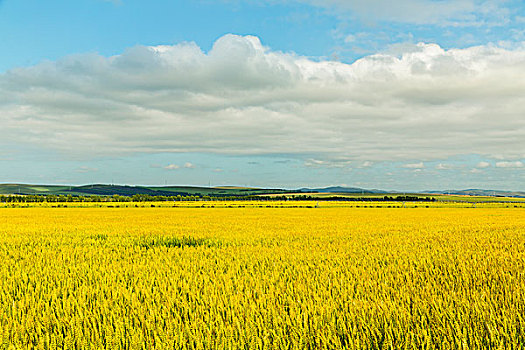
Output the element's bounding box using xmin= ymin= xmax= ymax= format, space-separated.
xmin=0 ymin=205 xmax=524 ymax=349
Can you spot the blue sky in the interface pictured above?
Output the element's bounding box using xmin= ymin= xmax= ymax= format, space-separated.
xmin=1 ymin=0 xmax=524 ymax=190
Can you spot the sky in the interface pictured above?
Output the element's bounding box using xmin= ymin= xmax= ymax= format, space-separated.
xmin=0 ymin=0 xmax=524 ymax=191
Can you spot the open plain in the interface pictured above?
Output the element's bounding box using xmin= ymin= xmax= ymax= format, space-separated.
xmin=0 ymin=205 xmax=524 ymax=349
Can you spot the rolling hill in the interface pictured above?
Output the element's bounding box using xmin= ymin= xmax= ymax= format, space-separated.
xmin=0 ymin=184 xmax=523 ymax=199
xmin=0 ymin=184 xmax=288 ymax=197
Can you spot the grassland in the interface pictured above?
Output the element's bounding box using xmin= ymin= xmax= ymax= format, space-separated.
xmin=0 ymin=205 xmax=524 ymax=349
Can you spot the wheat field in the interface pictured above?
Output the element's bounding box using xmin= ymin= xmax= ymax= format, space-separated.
xmin=0 ymin=206 xmax=524 ymax=349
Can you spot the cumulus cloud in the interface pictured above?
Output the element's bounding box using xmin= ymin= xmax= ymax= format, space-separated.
xmin=476 ymin=161 xmax=491 ymax=168
xmin=495 ymin=161 xmax=524 ymax=168
xmin=304 ymin=158 xmax=351 ymax=168
xmin=1 ymin=34 xmax=525 ymax=162
xmin=164 ymin=164 xmax=180 ymax=170
xmin=164 ymin=162 xmax=194 ymax=170
xmin=435 ymin=163 xmax=453 ymax=170
xmin=403 ymin=162 xmax=425 ymax=169
xmin=304 ymin=159 xmax=327 ymax=168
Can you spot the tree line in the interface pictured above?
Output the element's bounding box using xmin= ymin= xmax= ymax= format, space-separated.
xmin=0 ymin=194 xmax=436 ymax=203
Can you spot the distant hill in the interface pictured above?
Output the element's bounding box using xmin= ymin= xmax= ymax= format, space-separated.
xmin=299 ymin=186 xmax=389 ymax=194
xmin=298 ymin=186 xmax=525 ymax=198
xmin=0 ymin=184 xmax=288 ymax=197
xmin=423 ymin=189 xmax=525 ymax=198
xmin=0 ymin=184 xmax=523 ymax=199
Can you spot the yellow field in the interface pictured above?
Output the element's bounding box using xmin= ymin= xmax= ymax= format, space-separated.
xmin=0 ymin=206 xmax=524 ymax=349
xmin=1 ymin=200 xmax=524 ymax=209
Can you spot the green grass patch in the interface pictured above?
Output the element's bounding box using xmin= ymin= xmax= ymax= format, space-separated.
xmin=137 ymin=236 xmax=220 ymax=249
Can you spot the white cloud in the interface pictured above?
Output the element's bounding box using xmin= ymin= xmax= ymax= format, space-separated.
xmin=403 ymin=162 xmax=425 ymax=169
xmin=304 ymin=159 xmax=327 ymax=167
xmin=435 ymin=163 xmax=453 ymax=170
xmin=304 ymin=158 xmax=351 ymax=168
xmin=476 ymin=161 xmax=491 ymax=168
xmin=292 ymin=0 xmax=509 ymax=25
xmin=495 ymin=161 xmax=524 ymax=168
xmin=75 ymin=166 xmax=98 ymax=173
xmin=164 ymin=162 xmax=196 ymax=170
xmin=1 ymin=35 xmax=525 ymax=162
xmin=164 ymin=164 xmax=180 ymax=170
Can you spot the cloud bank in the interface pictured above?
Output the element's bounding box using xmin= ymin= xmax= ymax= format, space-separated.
xmin=1 ymin=34 xmax=525 ymax=162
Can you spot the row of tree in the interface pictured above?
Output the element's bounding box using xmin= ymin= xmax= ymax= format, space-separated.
xmin=0 ymin=194 xmax=201 ymax=203
xmin=0 ymin=194 xmax=436 ymax=203
xmin=257 ymin=195 xmax=436 ymax=202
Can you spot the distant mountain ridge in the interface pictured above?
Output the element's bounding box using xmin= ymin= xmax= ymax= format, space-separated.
xmin=422 ymin=189 xmax=525 ymax=198
xmin=0 ymin=184 xmax=523 ymax=198
xmin=299 ymin=186 xmax=389 ymax=194
xmin=298 ymin=186 xmax=525 ymax=198
xmin=0 ymin=184 xmax=287 ymax=197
